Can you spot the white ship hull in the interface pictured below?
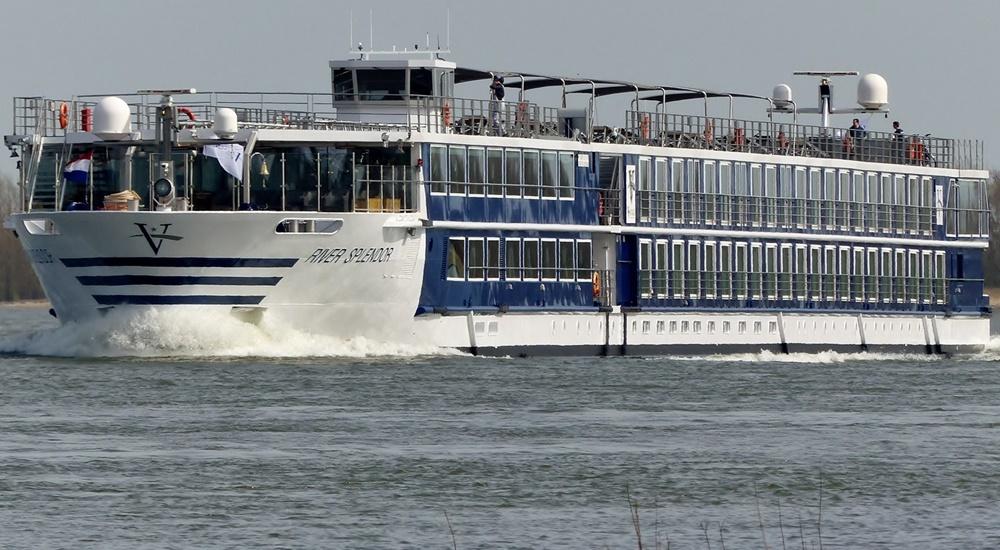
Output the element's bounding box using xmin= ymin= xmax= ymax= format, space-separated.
xmin=11 ymin=212 xmax=988 ymax=356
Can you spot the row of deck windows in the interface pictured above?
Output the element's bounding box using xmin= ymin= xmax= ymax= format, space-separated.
xmin=635 ymin=158 xmax=988 ymax=237
xmin=429 ymin=145 xmax=576 ymax=199
xmin=638 ymin=238 xmax=949 ymax=305
xmin=446 ymin=237 xmax=591 ymax=282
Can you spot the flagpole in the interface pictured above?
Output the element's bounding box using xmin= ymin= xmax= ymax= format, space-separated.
xmin=88 ymin=154 xmax=94 ymax=210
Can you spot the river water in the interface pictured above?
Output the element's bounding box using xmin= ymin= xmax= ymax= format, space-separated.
xmin=1 ymin=304 xmax=998 ymax=549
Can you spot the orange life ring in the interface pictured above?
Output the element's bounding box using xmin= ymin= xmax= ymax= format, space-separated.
xmin=58 ymin=102 xmax=69 ymax=129
xmin=442 ymin=102 xmax=452 ymax=128
xmin=592 ymin=271 xmax=602 ymax=299
xmin=177 ymin=107 xmax=196 ymax=121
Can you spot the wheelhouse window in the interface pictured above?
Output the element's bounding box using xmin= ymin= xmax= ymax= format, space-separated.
xmin=356 ymin=69 xmax=405 ymax=100
xmin=410 ymin=68 xmax=433 ymax=96
xmin=333 ymin=68 xmax=354 ymax=101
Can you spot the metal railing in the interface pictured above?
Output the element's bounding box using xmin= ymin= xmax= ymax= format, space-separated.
xmin=637 ymin=269 xmax=957 ymax=306
xmin=352 ymin=164 xmax=415 ymax=213
xmin=411 ymin=96 xmax=561 ymax=137
xmin=623 ymin=111 xmax=984 ymax=170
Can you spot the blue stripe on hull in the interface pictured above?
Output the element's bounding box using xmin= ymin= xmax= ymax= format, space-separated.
xmin=62 ymin=257 xmax=298 ymax=268
xmin=77 ymin=275 xmax=282 ymax=286
xmin=91 ymin=295 xmax=265 ymax=305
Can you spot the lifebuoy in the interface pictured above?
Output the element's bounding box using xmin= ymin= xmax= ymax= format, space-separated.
xmin=177 ymin=107 xmax=196 ymax=121
xmin=592 ymin=271 xmax=602 ymax=299
xmin=442 ymin=102 xmax=452 ymax=128
xmin=639 ymin=114 xmax=650 ymax=141
xmin=58 ymin=102 xmax=69 ymax=129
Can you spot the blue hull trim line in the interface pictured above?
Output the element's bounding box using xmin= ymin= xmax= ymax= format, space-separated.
xmin=62 ymin=257 xmax=298 ymax=268
xmin=77 ymin=275 xmax=283 ymax=286
xmin=92 ymin=295 xmax=265 ymax=305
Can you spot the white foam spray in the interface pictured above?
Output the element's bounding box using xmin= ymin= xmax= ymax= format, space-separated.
xmin=0 ymin=308 xmax=456 ymax=359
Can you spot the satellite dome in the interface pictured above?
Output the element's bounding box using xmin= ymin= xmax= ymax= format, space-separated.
xmin=857 ymin=73 xmax=888 ymax=109
xmin=772 ymin=83 xmax=793 ymax=108
xmin=93 ymin=97 xmax=132 ymax=140
xmin=213 ymin=108 xmax=238 ymax=139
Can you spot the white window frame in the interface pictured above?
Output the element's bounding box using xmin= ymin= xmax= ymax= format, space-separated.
xmin=429 ymin=144 xmax=448 ymax=195
xmin=485 ymin=237 xmax=502 ymax=281
xmin=485 ymin=147 xmax=505 ymax=198
xmin=522 ymin=238 xmax=540 ymax=281
xmin=447 ymin=237 xmax=466 ymax=281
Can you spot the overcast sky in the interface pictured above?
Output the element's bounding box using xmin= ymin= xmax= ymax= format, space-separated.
xmin=1 ymin=0 xmax=997 ymax=178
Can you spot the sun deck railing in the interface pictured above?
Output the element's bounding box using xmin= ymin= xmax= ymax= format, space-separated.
xmin=623 ymin=111 xmax=984 ymax=170
xmin=11 ymin=96 xmax=985 ymax=170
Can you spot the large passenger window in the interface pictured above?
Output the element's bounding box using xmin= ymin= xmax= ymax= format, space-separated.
xmin=429 ymin=145 xmax=447 ymax=194
xmin=447 ymin=238 xmax=465 ymax=280
xmin=559 ymin=153 xmax=575 ymax=199
xmin=523 ymin=239 xmax=540 ymax=280
xmin=505 ymin=149 xmax=521 ymax=198
xmin=523 ymin=150 xmax=540 ymax=198
xmin=541 ymin=239 xmax=558 ymax=279
xmin=449 ymin=146 xmax=466 ymax=195
xmin=541 ymin=151 xmax=558 ymax=198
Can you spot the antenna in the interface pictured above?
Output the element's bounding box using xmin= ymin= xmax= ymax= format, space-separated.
xmin=349 ymin=10 xmax=353 ymax=51
xmin=369 ymin=8 xmax=374 ymax=52
xmin=446 ymin=8 xmax=450 ymax=50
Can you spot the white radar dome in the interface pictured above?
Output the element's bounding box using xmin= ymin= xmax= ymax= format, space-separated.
xmin=857 ymin=73 xmax=888 ymax=109
xmin=772 ymin=83 xmax=793 ymax=108
xmin=93 ymin=96 xmax=132 ymax=140
xmin=213 ymin=108 xmax=238 ymax=139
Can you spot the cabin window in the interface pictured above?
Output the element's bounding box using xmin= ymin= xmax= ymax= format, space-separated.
xmin=467 ymin=147 xmax=485 ymax=196
xmin=505 ymin=149 xmax=522 ymax=198
xmin=655 ymin=241 xmax=668 ymax=297
xmin=559 ymin=240 xmax=576 ymax=281
xmin=837 ymin=170 xmax=850 ymax=228
xmin=839 ymin=247 xmax=851 ymax=301
xmin=639 ymin=239 xmax=652 ymax=298
xmin=541 ymin=151 xmax=558 ymax=198
xmin=655 ymin=159 xmax=668 ymax=222
xmin=429 ymin=145 xmax=447 ymax=194
xmin=865 ymin=172 xmax=879 ymax=230
xmin=559 ymin=152 xmax=575 ymax=199
xmin=671 ymin=241 xmax=685 ymax=299
xmin=719 ymin=162 xmax=732 ymax=224
xmin=670 ymin=159 xmax=684 ymax=222
xmin=795 ymin=245 xmax=807 ymax=300
xmin=577 ymin=240 xmax=592 ymax=282
xmin=810 ymin=246 xmax=823 ymax=301
xmin=356 ymin=69 xmax=405 ymax=100
xmin=541 ymin=239 xmax=558 ymax=280
xmin=505 ymin=238 xmax=522 ymax=281
xmin=333 ymin=68 xmax=354 ymax=101
xmin=734 ymin=244 xmax=748 ymax=299
xmin=825 ymin=247 xmax=837 ymax=301
xmin=719 ymin=242 xmax=732 ymax=299
xmin=487 ymin=148 xmax=503 ymax=196
xmin=764 ymin=165 xmax=776 ymax=226
xmin=410 ymin=68 xmax=433 ymax=96
xmin=486 ymin=238 xmax=501 ymax=280
xmin=638 ymin=157 xmax=652 ymax=221
xmin=704 ymin=242 xmax=717 ymax=299
xmin=765 ymin=244 xmax=777 ymax=300
xmin=447 ymin=238 xmax=466 ymax=280
xmin=934 ymin=251 xmax=946 ymax=303
xmin=467 ymin=238 xmax=486 ymax=280
xmin=895 ymin=249 xmax=906 ymax=302
xmin=523 ymin=150 xmax=540 ymax=198
xmin=687 ymin=241 xmax=700 ymax=299
xmin=780 ymin=245 xmax=792 ymax=300
xmin=449 ymin=146 xmax=466 ymax=195
xmin=750 ymin=244 xmax=762 ymax=299
xmin=523 ymin=239 xmax=540 ymax=280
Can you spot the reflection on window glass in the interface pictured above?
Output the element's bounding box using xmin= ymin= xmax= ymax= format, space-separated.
xmin=447 ymin=238 xmax=465 ymax=279
xmin=487 ymin=148 xmax=503 ymax=196
xmin=410 ymin=69 xmax=432 ymax=96
xmin=333 ymin=69 xmax=354 ymax=101
xmin=559 ymin=153 xmax=574 ymax=198
xmin=523 ymin=150 xmax=540 ymax=198
xmin=576 ymin=241 xmax=591 ymax=281
xmin=468 ymin=147 xmax=485 ymax=195
xmin=541 ymin=240 xmax=557 ymax=279
xmin=541 ymin=151 xmax=558 ymax=198
xmin=559 ymin=240 xmax=575 ymax=280
xmin=430 ymin=145 xmax=447 ymax=194
xmin=505 ymin=239 xmax=521 ymax=280
xmin=468 ymin=238 xmax=485 ymax=280
xmin=356 ymin=69 xmax=405 ymax=100
xmin=523 ymin=240 xmax=539 ymax=280
xmin=487 ymin=239 xmax=500 ymax=279
xmin=505 ymin=149 xmax=521 ymax=197
xmin=449 ymin=146 xmax=466 ymax=195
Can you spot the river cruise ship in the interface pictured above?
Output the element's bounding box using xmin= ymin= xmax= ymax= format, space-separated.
xmin=3 ymin=49 xmax=991 ymax=355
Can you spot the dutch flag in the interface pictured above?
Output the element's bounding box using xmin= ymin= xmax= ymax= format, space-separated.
xmin=63 ymin=152 xmax=92 ymax=184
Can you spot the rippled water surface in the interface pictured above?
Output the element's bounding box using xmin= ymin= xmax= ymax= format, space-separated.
xmin=1 ymin=304 xmax=999 ymax=549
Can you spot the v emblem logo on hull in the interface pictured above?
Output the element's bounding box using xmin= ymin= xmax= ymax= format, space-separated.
xmin=130 ymin=223 xmax=183 ymax=255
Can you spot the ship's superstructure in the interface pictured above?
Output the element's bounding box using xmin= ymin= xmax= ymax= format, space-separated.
xmin=3 ymin=49 xmax=991 ymax=355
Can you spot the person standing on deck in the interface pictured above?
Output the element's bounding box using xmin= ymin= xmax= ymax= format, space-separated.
xmin=490 ymin=75 xmax=505 ymax=135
